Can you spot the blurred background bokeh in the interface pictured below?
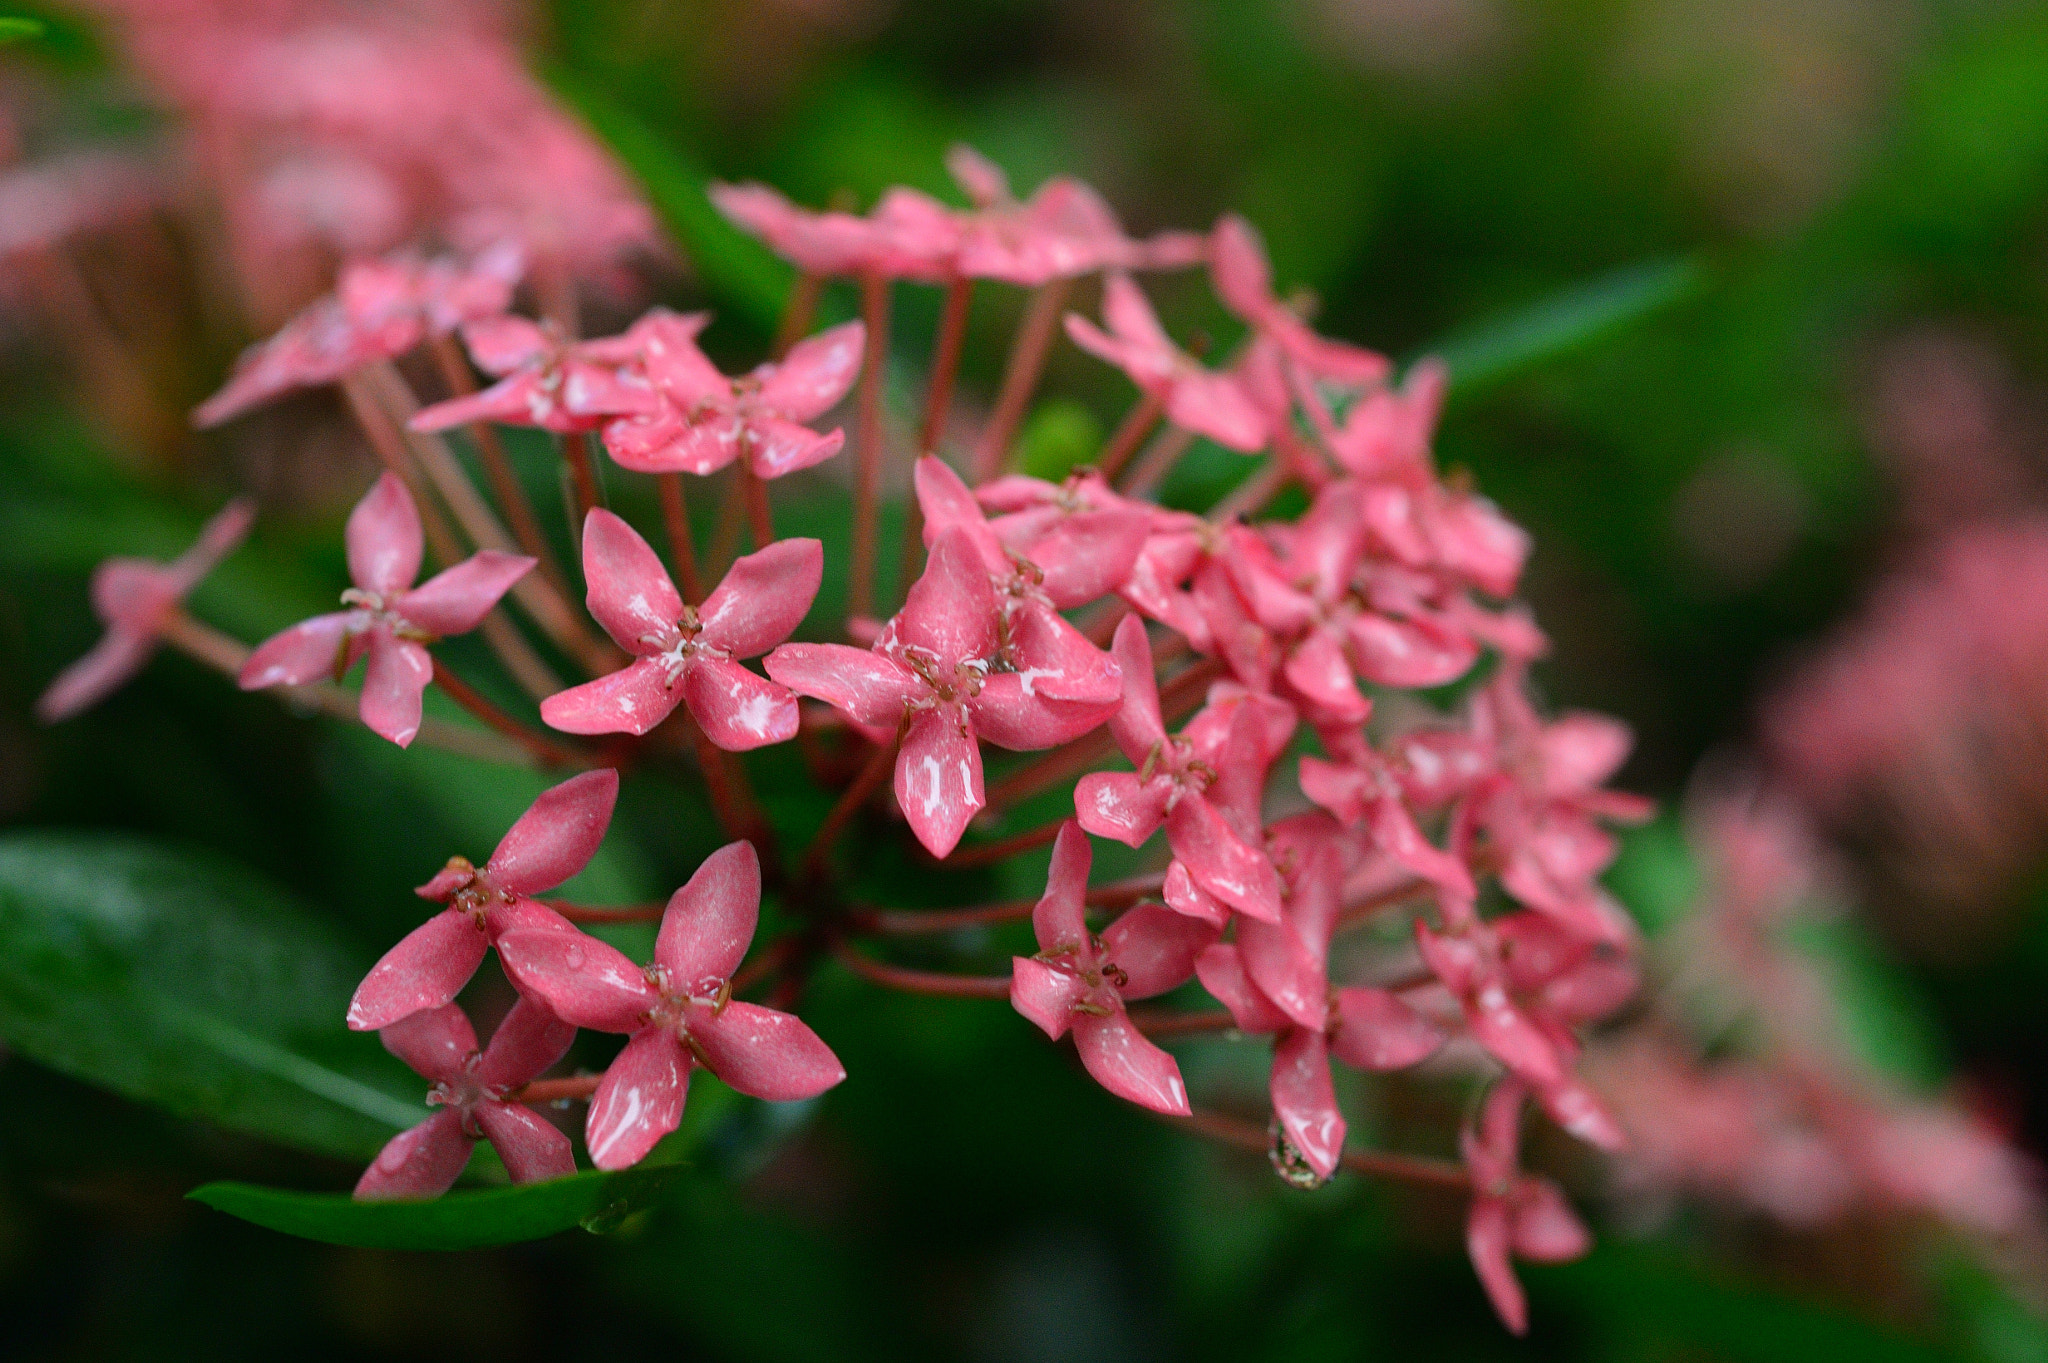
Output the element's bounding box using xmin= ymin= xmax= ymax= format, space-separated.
xmin=6 ymin=0 xmax=2048 ymax=1358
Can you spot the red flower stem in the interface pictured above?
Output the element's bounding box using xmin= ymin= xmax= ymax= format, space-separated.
xmin=849 ymin=271 xmax=891 ymax=621
xmin=429 ymin=660 xmax=592 ymax=768
xmin=802 ymin=722 xmax=903 ymax=879
xmin=683 ymin=715 xmax=770 ymax=849
xmin=741 ymin=467 xmax=776 ymax=550
xmin=513 ymin=1074 xmax=603 ymax=1104
xmin=1128 ymin=1009 xmax=1237 ymax=1036
xmin=540 ymin=899 xmax=665 ymax=922
xmin=894 ymin=274 xmax=974 ymax=599
xmin=982 ymin=657 xmax=1224 ymax=811
xmin=927 ymin=819 xmax=1062 ymax=869
xmin=1093 ymin=390 xmax=1167 ymax=483
xmin=1175 ymin=1108 xmax=1471 ymax=1190
xmin=156 ymin=612 xmax=540 ymax=768
xmin=705 ymin=468 xmax=746 ymax=584
xmin=731 ymin=935 xmax=799 ymax=996
xmin=1334 ymin=877 xmax=1432 ymax=933
xmin=1118 ymin=425 xmax=1196 ymax=498
xmin=852 ymin=873 xmax=1165 ymax=934
xmin=970 ymin=278 xmax=1070 ymax=484
xmin=1209 ymin=457 xmax=1288 ymax=524
xmin=656 ymin=472 xmax=705 ymax=601
xmin=772 ymin=272 xmax=825 ymax=358
xmin=559 ymin=431 xmax=604 ymax=529
xmin=831 ymin=940 xmax=1014 ymax=999
xmin=427 ymin=335 xmax=573 ymax=593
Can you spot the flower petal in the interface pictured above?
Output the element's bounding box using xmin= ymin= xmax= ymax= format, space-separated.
xmin=746 ymin=417 xmax=845 ymax=479
xmin=345 ymin=473 xmax=424 ymax=596
xmin=378 ymin=1002 xmax=477 ymax=1084
xmin=1100 ymin=902 xmax=1217 ymax=1000
xmin=763 ymin=644 xmax=917 ymax=730
xmin=1467 ymin=1194 xmax=1527 ymax=1335
xmin=580 ymin=509 xmax=684 ymax=653
xmin=494 ymin=928 xmax=656 ymax=1033
xmin=486 ymin=769 xmax=620 ymax=897
xmin=585 ymin=1026 xmax=690 ymax=1171
xmin=1031 ymin=821 xmax=1093 ymax=953
xmin=682 ymin=658 xmax=800 ymax=751
xmin=1104 ymin=614 xmax=1167 ymax=762
xmin=967 ymin=675 xmax=1117 ymax=750
xmin=1194 ymin=943 xmax=1291 ymax=1033
xmin=893 ymin=527 xmax=1000 ymax=665
xmin=1271 ymin=1027 xmax=1346 ymax=1181
xmin=1329 ymin=987 xmax=1446 ymax=1071
xmin=697 ymin=538 xmax=823 ymax=658
xmin=354 ymin=1109 xmax=473 ymax=1202
xmin=475 ymin=1100 xmax=577 ymax=1183
xmin=360 ymin=630 xmax=432 ymax=747
xmin=1073 ymin=771 xmax=1171 ymax=847
xmin=655 ymin=840 xmax=760 ymax=985
xmin=1005 ymin=603 xmax=1122 ymax=705
xmin=1165 ymin=795 xmax=1283 ymax=924
xmin=238 ymin=612 xmax=357 ymax=690
xmin=1071 ymin=1009 xmax=1189 ymax=1115
xmin=540 ymin=658 xmax=685 ymax=737
xmin=476 ymin=994 xmax=579 ymax=1089
xmin=757 ymin=320 xmax=865 ymax=421
xmin=397 ymin=551 xmax=534 ymax=637
xmin=1010 ymin=957 xmax=1086 ymax=1039
xmin=894 ymin=705 xmax=985 ymax=858
xmin=347 ymin=908 xmax=488 ymax=1031
xmin=36 ymin=627 xmax=156 ymax=722
xmin=691 ymin=1001 xmax=846 ymax=1101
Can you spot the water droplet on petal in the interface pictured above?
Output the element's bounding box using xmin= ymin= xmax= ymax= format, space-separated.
xmin=1268 ymin=1117 xmax=1329 ymax=1190
xmin=565 ymin=942 xmax=587 ymax=970
xmin=375 ymin=1142 xmax=411 ymax=1173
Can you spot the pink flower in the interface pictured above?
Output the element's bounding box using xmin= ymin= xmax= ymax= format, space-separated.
xmin=1298 ymin=732 xmax=1477 ymax=904
xmin=1461 ymin=1079 xmax=1592 ymax=1335
xmin=1196 ymin=818 xmax=1445 ymax=1180
xmin=238 ymin=474 xmax=534 ymax=747
xmin=935 ymin=144 xmax=1206 ymax=285
xmin=765 ymin=527 xmax=1123 ymax=857
xmin=409 ymin=314 xmax=659 ymax=435
xmin=601 ymin=313 xmax=864 ymax=479
xmin=541 ymin=510 xmax=815 ymax=748
xmin=193 ymin=242 xmax=524 ymax=427
xmin=1065 ymin=273 xmax=1270 ymax=452
xmin=1210 ymin=214 xmax=1388 ymax=386
xmin=494 ymin=841 xmax=845 ymax=1171
xmin=355 ymin=997 xmax=577 ymax=1201
xmin=1074 ymin=615 xmax=1289 ymax=923
xmin=346 ymin=769 xmax=619 ymax=1032
xmin=709 ymin=181 xmax=945 ymax=280
xmin=1010 ymin=823 xmax=1214 ymax=1114
xmin=36 ymin=498 xmax=254 ymax=723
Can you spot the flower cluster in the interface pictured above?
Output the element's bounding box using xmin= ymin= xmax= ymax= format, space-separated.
xmin=39 ymin=137 xmax=1660 ymax=1336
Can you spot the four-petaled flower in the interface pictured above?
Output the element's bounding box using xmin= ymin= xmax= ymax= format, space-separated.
xmin=238 ymin=473 xmax=534 ymax=747
xmin=356 ymin=997 xmax=577 ymax=1201
xmin=1461 ymin=1078 xmax=1593 ymax=1335
xmin=541 ymin=509 xmax=816 ymax=748
xmin=347 ymin=769 xmax=618 ymax=1031
xmin=601 ymin=312 xmax=864 ymax=479
xmin=495 ymin=840 xmax=845 ymax=1170
xmin=766 ymin=527 xmax=1121 ymax=858
xmin=409 ymin=313 xmax=658 ymax=434
xmin=1009 ymin=822 xmax=1215 ymax=1114
xmin=1065 ymin=273 xmax=1269 ymax=452
xmin=36 ymin=498 xmax=253 ymax=723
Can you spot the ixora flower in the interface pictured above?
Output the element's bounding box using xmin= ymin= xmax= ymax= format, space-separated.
xmin=1065 ymin=272 xmax=1269 ymax=452
xmin=496 ymin=841 xmax=845 ymax=1171
xmin=356 ymin=997 xmax=577 ymax=1201
xmin=36 ymin=498 xmax=254 ymax=723
xmin=1010 ymin=823 xmax=1216 ymax=1114
xmin=1075 ymin=615 xmax=1288 ymax=923
xmin=766 ymin=527 xmax=1122 ymax=857
xmin=238 ymin=473 xmax=533 ymax=747
xmin=409 ymin=313 xmax=658 ymax=435
xmin=1210 ymin=215 xmax=1388 ymax=387
xmin=541 ymin=510 xmax=816 ymax=747
xmin=601 ymin=312 xmax=864 ymax=479
xmin=192 ymin=242 xmax=525 ymax=427
xmin=347 ymin=769 xmax=619 ymax=1031
xmin=1461 ymin=1079 xmax=1593 ymax=1336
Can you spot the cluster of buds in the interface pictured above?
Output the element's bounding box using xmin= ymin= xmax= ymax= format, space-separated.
xmin=38 ymin=139 xmax=1656 ymax=1335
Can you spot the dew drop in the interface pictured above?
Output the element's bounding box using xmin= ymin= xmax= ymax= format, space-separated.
xmin=1268 ymin=1117 xmax=1329 ymax=1190
xmin=565 ymin=942 xmax=587 ymax=970
xmin=375 ymin=1142 xmax=411 ymax=1173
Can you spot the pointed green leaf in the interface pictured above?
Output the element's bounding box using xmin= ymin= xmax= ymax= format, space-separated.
xmin=1424 ymin=256 xmax=1707 ymax=397
xmin=189 ymin=1163 xmax=687 ymax=1250
xmin=0 ymin=831 xmax=420 ymax=1159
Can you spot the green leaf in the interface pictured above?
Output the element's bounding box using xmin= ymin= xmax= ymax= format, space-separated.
xmin=0 ymin=831 xmax=420 ymax=1159
xmin=543 ymin=66 xmax=792 ymax=332
xmin=189 ymin=1163 xmax=687 ymax=1250
xmin=1424 ymin=256 xmax=1707 ymax=397
xmin=0 ymin=16 xmax=42 ymax=41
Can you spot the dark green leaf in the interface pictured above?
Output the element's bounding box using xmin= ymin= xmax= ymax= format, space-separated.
xmin=0 ymin=831 xmax=420 ymax=1159
xmin=0 ymin=16 xmax=41 ymax=40
xmin=1424 ymin=256 xmax=1707 ymax=397
xmin=189 ymin=1163 xmax=687 ymax=1250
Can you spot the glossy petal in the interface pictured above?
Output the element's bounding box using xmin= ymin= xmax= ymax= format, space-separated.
xmin=541 ymin=658 xmax=685 ymax=737
xmin=1330 ymin=988 xmax=1446 ymax=1071
xmin=1194 ymin=944 xmax=1291 ymax=1033
xmin=486 ymin=769 xmax=620 ymax=897
xmin=585 ymin=1026 xmax=689 ymax=1171
xmin=1074 ymin=771 xmax=1171 ymax=847
xmin=379 ymin=1002 xmax=477 ymax=1083
xmin=354 ymin=1109 xmax=473 ymax=1201
xmin=1237 ymin=912 xmax=1329 ymax=1033
xmin=1468 ymin=1195 xmax=1527 ymax=1335
xmin=1071 ymin=1010 xmax=1190 ymax=1115
xmin=345 ymin=473 xmax=424 ymax=596
xmin=1513 ymin=1178 xmax=1593 ymax=1261
xmin=1031 ymin=821 xmax=1094 ymax=952
xmin=1166 ymin=795 xmax=1283 ymax=924
xmin=697 ymin=538 xmax=823 ymax=658
xmin=494 ymin=928 xmax=655 ymax=1033
xmin=1348 ymin=612 xmax=1478 ymax=689
xmin=1165 ymin=367 xmax=1267 ymax=452
xmin=1006 ymin=603 xmax=1122 ymax=705
xmin=758 ymin=320 xmax=865 ymax=421
xmin=656 ymin=840 xmax=760 ymax=984
xmin=1105 ymin=614 xmax=1167 ymax=761
xmin=581 ymin=509 xmax=683 ymax=653
xmin=895 ymin=706 xmax=985 ymax=858
xmin=915 ymin=457 xmax=1008 ymax=575
xmin=1031 ymin=507 xmax=1153 ymax=608
xmin=476 ymin=995 xmax=578 ymax=1089
xmin=238 ymin=612 xmax=356 ymax=690
xmin=1100 ymin=902 xmax=1216 ymax=999
xmin=1272 ymin=1028 xmax=1346 ymax=1181
xmin=746 ymin=416 xmax=845 ymax=479
xmin=1160 ymin=859 xmax=1232 ymax=928
xmin=359 ymin=631 xmax=432 ymax=747
xmin=475 ymin=1101 xmax=577 ymax=1183
xmin=347 ymin=908 xmax=488 ymax=1032
xmin=894 ymin=528 xmax=1000 ymax=665
xmin=763 ymin=644 xmax=918 ymax=729
xmin=683 ymin=659 xmax=800 ymax=751
xmin=397 ymin=551 xmax=534 ymax=636
xmin=1536 ymin=1077 xmax=1627 ymax=1153
xmin=1284 ymin=627 xmax=1370 ymax=723
xmin=1010 ymin=957 xmax=1087 ymax=1039
xmin=967 ymin=675 xmax=1117 ymax=750
xmin=691 ymin=1001 xmax=846 ymax=1100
